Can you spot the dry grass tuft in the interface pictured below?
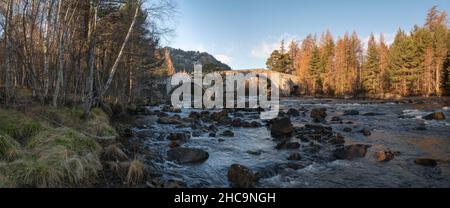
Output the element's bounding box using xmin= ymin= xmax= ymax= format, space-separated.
xmin=126 ymin=159 xmax=145 ymax=186
xmin=103 ymin=144 xmax=129 ymax=162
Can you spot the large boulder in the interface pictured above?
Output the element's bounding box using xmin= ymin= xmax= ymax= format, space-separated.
xmin=270 ymin=117 xmax=294 ymax=138
xmin=334 ymin=144 xmax=370 ymax=160
xmin=211 ymin=110 xmax=229 ymax=122
xmin=423 ymin=112 xmax=446 ymax=121
xmin=228 ymin=164 xmax=258 ymax=188
xmin=167 ymin=148 xmax=209 ymax=164
xmin=310 ymin=108 xmax=327 ymax=123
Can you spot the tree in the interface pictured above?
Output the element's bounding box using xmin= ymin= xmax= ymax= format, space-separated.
xmin=266 ymin=41 xmax=293 ymax=73
xmin=389 ymin=30 xmax=420 ymax=96
xmin=362 ymin=34 xmax=381 ymax=94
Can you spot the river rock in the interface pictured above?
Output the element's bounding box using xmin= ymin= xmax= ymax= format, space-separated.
xmin=276 ymin=142 xmax=300 ymax=150
xmin=374 ymin=151 xmax=396 ymax=162
xmin=228 ymin=164 xmax=258 ymax=188
xmin=168 ymin=141 xmax=181 ymax=149
xmin=344 ymin=110 xmax=360 ymax=116
xmin=423 ymin=112 xmax=446 ymax=121
xmin=343 ymin=127 xmax=353 ymax=132
xmin=167 ymin=132 xmax=191 ymax=141
xmin=222 ymin=130 xmax=235 ymax=137
xmin=334 ymin=144 xmax=370 ymax=160
xmin=232 ymin=119 xmax=242 ymax=127
xmin=270 ymin=117 xmax=294 ymax=138
xmin=189 ymin=112 xmax=201 ymax=120
xmin=360 ymin=128 xmax=372 ymax=136
xmin=287 ymin=109 xmax=301 ymax=117
xmin=287 ymin=153 xmax=302 ymax=161
xmin=310 ymin=108 xmax=327 ymax=123
xmin=157 ymin=116 xmax=182 ymax=125
xmin=211 ymin=110 xmax=229 ymax=122
xmin=167 ymin=148 xmax=209 ymax=164
xmin=414 ymin=158 xmax=438 ymax=167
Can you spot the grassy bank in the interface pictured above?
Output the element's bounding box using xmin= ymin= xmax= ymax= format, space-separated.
xmin=0 ymin=104 xmax=146 ymax=188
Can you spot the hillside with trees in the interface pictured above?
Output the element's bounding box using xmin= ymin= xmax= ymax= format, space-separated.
xmin=266 ymin=6 xmax=450 ymax=97
xmin=166 ymin=47 xmax=231 ymax=73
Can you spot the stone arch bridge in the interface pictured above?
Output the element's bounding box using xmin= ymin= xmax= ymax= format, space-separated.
xmin=165 ymin=69 xmax=302 ymax=97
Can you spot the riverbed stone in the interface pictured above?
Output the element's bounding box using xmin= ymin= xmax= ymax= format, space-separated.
xmin=344 ymin=110 xmax=360 ymax=116
xmin=167 ymin=148 xmax=209 ymax=164
xmin=287 ymin=153 xmax=302 ymax=161
xmin=222 ymin=130 xmax=235 ymax=137
xmin=374 ymin=151 xmax=396 ymax=162
xmin=310 ymin=108 xmax=327 ymax=123
xmin=414 ymin=158 xmax=438 ymax=167
xmin=287 ymin=109 xmax=301 ymax=117
xmin=167 ymin=132 xmax=191 ymax=141
xmin=334 ymin=144 xmax=370 ymax=160
xmin=228 ymin=164 xmax=258 ymax=188
xmin=360 ymin=128 xmax=372 ymax=136
xmin=270 ymin=117 xmax=294 ymax=138
xmin=276 ymin=142 xmax=300 ymax=150
xmin=423 ymin=112 xmax=446 ymax=121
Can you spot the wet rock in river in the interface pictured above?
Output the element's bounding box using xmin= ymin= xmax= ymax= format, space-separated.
xmin=374 ymin=150 xmax=397 ymax=162
xmin=276 ymin=142 xmax=300 ymax=150
xmin=363 ymin=112 xmax=385 ymax=116
xmin=211 ymin=110 xmax=229 ymax=122
xmin=270 ymin=117 xmax=294 ymax=138
xmin=157 ymin=116 xmax=183 ymax=125
xmin=360 ymin=128 xmax=372 ymax=136
xmin=423 ymin=112 xmax=446 ymax=121
xmin=287 ymin=153 xmax=302 ymax=161
xmin=167 ymin=132 xmax=191 ymax=141
xmin=228 ymin=164 xmax=259 ymax=188
xmin=168 ymin=141 xmax=181 ymax=149
xmin=329 ymin=133 xmax=346 ymax=145
xmin=162 ymin=105 xmax=181 ymax=113
xmin=247 ymin=150 xmax=262 ymax=156
xmin=167 ymin=148 xmax=209 ymax=164
xmin=334 ymin=144 xmax=371 ymax=160
xmin=343 ymin=127 xmax=353 ymax=132
xmin=189 ymin=112 xmax=201 ymax=120
xmin=222 ymin=130 xmax=235 ymax=137
xmin=414 ymin=158 xmax=438 ymax=167
xmin=344 ymin=110 xmax=360 ymax=116
xmin=310 ymin=108 xmax=327 ymax=123
xmin=287 ymin=109 xmax=301 ymax=117
xmin=331 ymin=116 xmax=342 ymax=122
xmin=232 ymin=119 xmax=242 ymax=127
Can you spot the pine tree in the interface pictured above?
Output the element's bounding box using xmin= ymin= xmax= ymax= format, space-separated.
xmin=362 ymin=34 xmax=381 ymax=94
xmin=389 ymin=30 xmax=420 ymax=96
xmin=309 ymin=46 xmax=322 ymax=94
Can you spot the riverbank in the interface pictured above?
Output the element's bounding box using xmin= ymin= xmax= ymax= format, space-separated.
xmin=0 ymin=101 xmax=160 ymax=188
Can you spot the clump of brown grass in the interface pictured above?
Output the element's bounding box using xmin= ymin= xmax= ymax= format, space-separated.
xmin=126 ymin=159 xmax=145 ymax=186
xmin=0 ymin=134 xmax=21 ymax=161
xmin=103 ymin=144 xmax=129 ymax=162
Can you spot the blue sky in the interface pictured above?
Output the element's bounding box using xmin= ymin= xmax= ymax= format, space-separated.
xmin=166 ymin=0 xmax=450 ymax=69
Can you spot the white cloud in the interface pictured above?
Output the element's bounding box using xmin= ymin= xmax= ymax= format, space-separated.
xmin=215 ymin=54 xmax=233 ymax=65
xmin=250 ymin=33 xmax=300 ymax=59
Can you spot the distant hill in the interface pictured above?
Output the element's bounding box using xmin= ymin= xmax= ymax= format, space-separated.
xmin=165 ymin=47 xmax=231 ymax=73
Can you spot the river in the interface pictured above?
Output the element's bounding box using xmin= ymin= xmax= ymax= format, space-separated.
xmin=131 ymin=98 xmax=450 ymax=188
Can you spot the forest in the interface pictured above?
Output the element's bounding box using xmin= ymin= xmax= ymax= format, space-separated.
xmin=0 ymin=0 xmax=175 ymax=112
xmin=266 ymin=6 xmax=450 ymax=97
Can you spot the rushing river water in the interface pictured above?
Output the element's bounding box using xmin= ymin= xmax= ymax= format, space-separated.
xmin=133 ymin=98 xmax=450 ymax=188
